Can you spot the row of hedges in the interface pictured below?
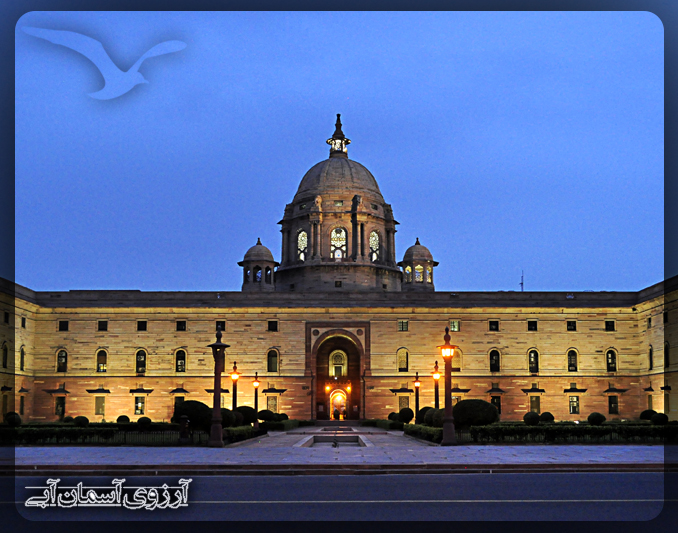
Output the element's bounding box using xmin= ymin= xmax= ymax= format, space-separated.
xmin=404 ymin=424 xmax=443 ymax=443
xmin=470 ymin=423 xmax=678 ymax=443
xmin=223 ymin=426 xmax=267 ymax=444
xmin=376 ymin=419 xmax=404 ymax=430
xmin=259 ymin=419 xmax=300 ymax=431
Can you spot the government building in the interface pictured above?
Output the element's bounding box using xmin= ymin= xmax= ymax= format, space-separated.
xmin=2 ymin=116 xmax=676 ymax=423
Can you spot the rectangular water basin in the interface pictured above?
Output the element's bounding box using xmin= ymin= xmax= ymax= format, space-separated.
xmin=294 ymin=435 xmax=373 ymax=447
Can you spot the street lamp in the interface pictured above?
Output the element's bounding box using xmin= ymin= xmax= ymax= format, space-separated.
xmin=231 ymin=361 xmax=241 ymax=411
xmin=432 ymin=361 xmax=440 ymax=409
xmin=437 ymin=327 xmax=458 ymax=446
xmin=207 ymin=327 xmax=230 ymax=447
xmin=413 ymin=372 xmax=420 ymax=419
xmin=252 ymin=372 xmax=260 ymax=428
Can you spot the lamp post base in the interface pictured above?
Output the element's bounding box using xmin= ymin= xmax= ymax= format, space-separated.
xmin=207 ymin=422 xmax=224 ymax=447
xmin=440 ymin=419 xmax=457 ymax=446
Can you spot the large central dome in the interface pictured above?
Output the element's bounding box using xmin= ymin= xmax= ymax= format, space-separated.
xmin=294 ymin=158 xmax=384 ymax=203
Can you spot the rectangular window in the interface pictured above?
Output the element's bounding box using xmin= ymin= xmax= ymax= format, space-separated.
xmin=55 ymin=396 xmax=65 ymax=418
xmin=608 ymin=396 xmax=619 ymax=415
xmin=567 ymin=320 xmax=577 ymax=332
xmin=58 ymin=320 xmax=68 ymax=331
xmin=648 ymin=395 xmax=653 ymax=410
xmin=605 ymin=320 xmax=615 ymax=332
xmin=176 ymin=320 xmax=187 ymax=332
xmin=19 ymin=396 xmax=24 ymax=415
xmin=569 ymin=396 xmax=580 ymax=415
xmin=95 ymin=396 xmax=105 ymax=416
xmin=529 ymin=396 xmax=540 ymax=414
xmin=137 ymin=321 xmax=147 ymax=331
xmin=267 ymin=396 xmax=278 ymax=413
xmin=568 ymin=351 xmax=578 ymax=372
xmin=570 ymin=383 xmax=577 ymax=389
xmin=268 ymin=320 xmax=278 ymax=332
xmin=527 ymin=320 xmax=538 ymax=331
xmin=3 ymin=311 xmax=8 ymax=324
xmin=136 ymin=352 xmax=146 ymax=374
xmin=334 ymin=200 xmax=343 ymax=206
xmin=216 ymin=320 xmax=226 ymax=332
xmin=97 ymin=320 xmax=108 ymax=332
xmin=398 ymin=396 xmax=410 ymax=411
xmin=174 ymin=396 xmax=185 ymax=412
xmin=449 ymin=320 xmax=460 ymax=332
xmin=97 ymin=351 xmax=107 ymax=372
xmin=21 ymin=317 xmax=26 ymax=328
xmin=529 ymin=351 xmax=539 ymax=373
xmin=134 ymin=396 xmax=145 ymax=415
xmin=334 ymin=365 xmax=342 ymax=377
xmin=489 ymin=351 xmax=500 ymax=372
xmin=647 ymin=317 xmax=652 ymax=329
xmin=397 ymin=320 xmax=409 ymax=332
xmin=490 ymin=396 xmax=501 ymax=414
xmin=489 ymin=320 xmax=499 ymax=332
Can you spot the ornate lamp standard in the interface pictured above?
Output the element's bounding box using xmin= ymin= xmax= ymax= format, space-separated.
xmin=413 ymin=372 xmax=421 ymax=419
xmin=252 ymin=372 xmax=260 ymax=428
xmin=207 ymin=327 xmax=229 ymax=448
xmin=437 ymin=327 xmax=458 ymax=446
xmin=432 ymin=361 xmax=440 ymax=409
xmin=231 ymin=362 xmax=241 ymax=410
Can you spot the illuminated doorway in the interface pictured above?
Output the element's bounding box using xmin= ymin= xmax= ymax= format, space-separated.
xmin=329 ymin=389 xmax=347 ymax=420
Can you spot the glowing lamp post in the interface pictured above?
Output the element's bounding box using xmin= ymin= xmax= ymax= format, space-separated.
xmin=231 ymin=362 xmax=241 ymax=411
xmin=437 ymin=327 xmax=458 ymax=446
xmin=432 ymin=361 xmax=440 ymax=409
xmin=207 ymin=327 xmax=230 ymax=448
xmin=413 ymin=372 xmax=421 ymax=419
xmin=252 ymin=372 xmax=260 ymax=428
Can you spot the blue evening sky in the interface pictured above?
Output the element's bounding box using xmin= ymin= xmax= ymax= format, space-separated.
xmin=14 ymin=11 xmax=664 ymax=293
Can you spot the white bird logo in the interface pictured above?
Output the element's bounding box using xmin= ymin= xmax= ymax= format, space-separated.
xmin=22 ymin=26 xmax=187 ymax=100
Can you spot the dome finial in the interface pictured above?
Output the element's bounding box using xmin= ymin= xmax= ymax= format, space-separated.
xmin=256 ymin=237 xmax=262 ymax=245
xmin=415 ymin=237 xmax=420 ymax=245
xmin=326 ymin=113 xmax=351 ymax=158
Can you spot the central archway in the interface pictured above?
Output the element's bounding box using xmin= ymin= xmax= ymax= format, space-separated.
xmin=329 ymin=389 xmax=347 ymax=420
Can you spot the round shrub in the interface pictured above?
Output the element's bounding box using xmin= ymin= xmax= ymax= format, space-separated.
xmin=220 ymin=408 xmax=235 ymax=428
xmin=235 ymin=405 xmax=258 ymax=425
xmin=539 ymin=412 xmax=555 ymax=423
xmin=116 ymin=415 xmax=130 ymax=424
xmin=278 ymin=413 xmax=289 ymax=421
xmin=3 ymin=412 xmax=21 ymax=427
xmin=257 ymin=409 xmax=276 ymax=422
xmin=432 ymin=408 xmax=445 ymax=428
xmin=173 ymin=400 xmax=212 ymax=432
xmin=453 ymin=399 xmax=499 ymax=428
xmin=587 ymin=412 xmax=606 ymax=426
xmin=650 ymin=413 xmax=669 ymax=426
xmin=62 ymin=416 xmax=74 ymax=423
xmin=523 ymin=412 xmax=540 ymax=426
xmin=416 ymin=406 xmax=432 ymax=425
xmin=387 ymin=412 xmax=398 ymax=422
xmin=640 ymin=409 xmax=657 ymax=421
xmin=424 ymin=408 xmax=437 ymax=426
xmin=73 ymin=416 xmax=89 ymax=428
xmin=233 ymin=410 xmax=244 ymax=427
xmin=398 ymin=407 xmax=414 ymax=424
xmin=137 ymin=416 xmax=152 ymax=429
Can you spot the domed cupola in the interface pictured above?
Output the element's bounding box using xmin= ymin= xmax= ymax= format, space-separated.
xmin=275 ymin=115 xmax=402 ymax=292
xmin=238 ymin=238 xmax=279 ymax=292
xmin=398 ymin=238 xmax=439 ymax=292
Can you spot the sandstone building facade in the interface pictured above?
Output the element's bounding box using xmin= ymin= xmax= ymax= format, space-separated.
xmin=2 ymin=116 xmax=675 ymax=423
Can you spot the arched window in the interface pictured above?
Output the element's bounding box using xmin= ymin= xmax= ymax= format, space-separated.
xmin=329 ymin=350 xmax=347 ymax=377
xmin=96 ymin=350 xmax=107 ymax=372
xmin=176 ymin=350 xmax=186 ymax=372
xmin=414 ymin=265 xmax=424 ymax=282
xmin=648 ymin=346 xmax=653 ymax=370
xmin=265 ymin=267 xmax=272 ymax=284
xmin=397 ymin=348 xmax=409 ymax=372
xmin=426 ymin=266 xmax=433 ymax=283
xmin=330 ymin=227 xmax=347 ymax=259
xmin=404 ymin=266 xmax=412 ymax=283
xmin=528 ymin=350 xmax=539 ymax=373
xmin=369 ymin=231 xmax=380 ymax=262
xmin=267 ymin=350 xmax=278 ymax=373
xmin=666 ymin=342 xmax=671 ymax=368
xmin=606 ymin=350 xmax=617 ymax=372
xmin=489 ymin=350 xmax=500 ymax=372
xmin=567 ymin=350 xmax=578 ymax=372
xmin=243 ymin=268 xmax=249 ymax=283
xmin=20 ymin=346 xmax=25 ymax=371
xmin=1 ymin=343 xmax=7 ymax=368
xmin=297 ymin=231 xmax=308 ymax=261
xmin=136 ymin=350 xmax=146 ymax=374
xmin=254 ymin=266 xmax=262 ymax=282
xmin=57 ymin=350 xmax=68 ymax=372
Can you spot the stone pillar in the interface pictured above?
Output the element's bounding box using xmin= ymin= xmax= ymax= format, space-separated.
xmin=281 ymin=230 xmax=288 ymax=265
xmin=360 ymin=223 xmax=365 ymax=257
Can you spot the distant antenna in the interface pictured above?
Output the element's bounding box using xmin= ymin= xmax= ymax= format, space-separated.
xmin=520 ymin=270 xmax=524 ymax=292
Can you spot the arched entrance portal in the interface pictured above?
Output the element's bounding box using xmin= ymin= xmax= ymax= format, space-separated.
xmin=314 ymin=333 xmax=362 ymax=420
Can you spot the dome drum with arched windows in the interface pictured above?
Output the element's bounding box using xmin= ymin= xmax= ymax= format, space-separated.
xmin=398 ymin=238 xmax=438 ymax=292
xmin=238 ymin=238 xmax=279 ymax=292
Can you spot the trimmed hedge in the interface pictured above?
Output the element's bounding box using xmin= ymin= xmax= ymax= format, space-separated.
xmin=298 ymin=420 xmax=316 ymax=427
xmin=223 ymin=426 xmax=267 ymax=444
xmin=416 ymin=406 xmax=432 ymax=425
xmin=640 ymin=409 xmax=657 ymax=421
xmin=651 ymin=413 xmax=669 ymax=426
xmin=539 ymin=412 xmax=555 ymax=423
xmin=62 ymin=416 xmax=74 ymax=424
xmin=376 ymin=419 xmax=404 ymax=430
xmin=398 ymin=408 xmax=414 ymax=424
xmin=387 ymin=412 xmax=398 ymax=422
xmin=523 ymin=412 xmax=540 ymax=426
xmin=259 ymin=419 xmax=300 ymax=431
xmin=73 ymin=416 xmax=89 ymax=428
xmin=235 ymin=406 xmax=258 ymax=425
xmin=173 ymin=400 xmax=212 ymax=432
xmin=257 ymin=409 xmax=276 ymax=422
xmin=116 ymin=415 xmax=130 ymax=423
xmin=452 ymin=400 xmax=499 ymax=428
xmin=588 ymin=412 xmax=606 ymax=426
xmin=360 ymin=419 xmax=379 ymax=427
xmin=137 ymin=417 xmax=152 ymax=429
xmin=404 ymin=424 xmax=443 ymax=444
xmin=3 ymin=412 xmax=21 ymax=427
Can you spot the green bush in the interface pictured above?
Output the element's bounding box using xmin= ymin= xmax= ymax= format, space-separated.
xmin=260 ymin=419 xmax=299 ymax=432
xmin=424 ymin=408 xmax=437 ymax=426
xmin=588 ymin=412 xmax=606 ymax=426
xmin=651 ymin=413 xmax=669 ymax=426
xmin=220 ymin=408 xmax=235 ymax=428
xmin=539 ymin=412 xmax=555 ymax=423
xmin=416 ymin=406 xmax=432 ymax=425
xmin=453 ymin=400 xmax=499 ymax=428
xmin=298 ymin=420 xmax=316 ymax=427
xmin=387 ymin=412 xmax=398 ymax=421
xmin=236 ymin=406 xmax=257 ymax=425
xmin=376 ymin=419 xmax=404 ymax=430
xmin=116 ymin=415 xmax=130 ymax=423
xmin=62 ymin=416 xmax=74 ymax=424
xmin=523 ymin=412 xmax=540 ymax=426
xmin=360 ymin=419 xmax=378 ymax=427
xmin=137 ymin=416 xmax=152 ymax=429
xmin=223 ymin=426 xmax=267 ymax=444
xmin=74 ymin=416 xmax=89 ymax=428
xmin=174 ymin=400 xmax=212 ymax=432
xmin=398 ymin=407 xmax=414 ymax=424
xmin=257 ymin=409 xmax=276 ymax=422
xmin=277 ymin=413 xmax=289 ymax=421
xmin=233 ymin=411 xmax=244 ymax=427
xmin=3 ymin=412 xmax=21 ymax=427
xmin=640 ymin=409 xmax=657 ymax=421
xmin=404 ymin=424 xmax=443 ymax=443
xmin=432 ymin=408 xmax=445 ymax=428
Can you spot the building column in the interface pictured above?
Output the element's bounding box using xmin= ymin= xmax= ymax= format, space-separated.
xmin=360 ymin=223 xmax=365 ymax=257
